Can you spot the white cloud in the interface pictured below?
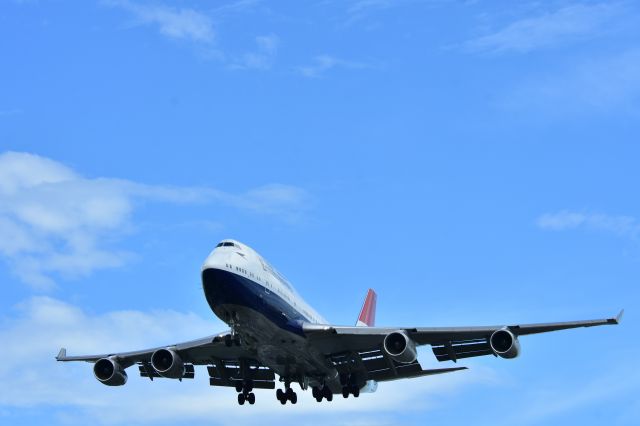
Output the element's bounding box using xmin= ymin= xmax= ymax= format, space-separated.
xmin=499 ymin=366 xmax=640 ymax=425
xmin=0 ymin=296 xmax=493 ymax=424
xmin=106 ymin=0 xmax=215 ymax=43
xmin=0 ymin=152 xmax=309 ymax=288
xmin=230 ymin=34 xmax=279 ymax=70
xmin=297 ymin=55 xmax=369 ymax=78
xmin=465 ymin=2 xmax=625 ymax=54
xmin=537 ymin=210 xmax=640 ymax=239
xmin=502 ymin=48 xmax=640 ymax=113
xmin=0 ymin=108 xmax=22 ymax=116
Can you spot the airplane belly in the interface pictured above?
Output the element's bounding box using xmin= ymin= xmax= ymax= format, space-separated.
xmin=202 ymin=268 xmax=334 ymax=384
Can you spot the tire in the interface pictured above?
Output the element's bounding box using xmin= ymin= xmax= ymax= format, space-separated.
xmin=342 ymin=388 xmax=349 ymax=398
xmin=248 ymin=393 xmax=255 ymax=405
xmin=237 ymin=393 xmax=245 ymax=405
xmin=276 ymin=389 xmax=284 ymax=400
xmin=290 ymin=393 xmax=297 ymax=404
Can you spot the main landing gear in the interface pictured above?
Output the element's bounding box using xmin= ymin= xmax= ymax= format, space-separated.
xmin=224 ymin=334 xmax=241 ymax=347
xmin=235 ymin=380 xmax=255 ymax=406
xmin=341 ymin=385 xmax=360 ymax=398
xmin=312 ymin=386 xmax=333 ymax=402
xmin=276 ymin=387 xmax=297 ymax=405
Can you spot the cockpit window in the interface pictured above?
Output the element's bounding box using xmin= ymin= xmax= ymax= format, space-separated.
xmin=216 ymin=242 xmax=237 ymax=247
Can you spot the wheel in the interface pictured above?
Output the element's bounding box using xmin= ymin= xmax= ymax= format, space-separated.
xmin=234 ymin=336 xmax=241 ymax=346
xmin=285 ymin=387 xmax=294 ymax=399
xmin=290 ymin=392 xmax=297 ymax=404
xmin=315 ymin=395 xmax=323 ymax=402
xmin=235 ymin=382 xmax=243 ymax=393
xmin=244 ymin=380 xmax=254 ymax=392
xmin=224 ymin=335 xmax=232 ymax=347
xmin=342 ymin=387 xmax=349 ymax=398
xmin=276 ymin=389 xmax=284 ymax=400
xmin=353 ymin=387 xmax=360 ymax=398
xmin=312 ymin=387 xmax=319 ymax=399
xmin=323 ymin=386 xmax=333 ymax=402
xmin=237 ymin=393 xmax=245 ymax=405
xmin=279 ymin=397 xmax=286 ymax=405
xmin=248 ymin=392 xmax=255 ymax=405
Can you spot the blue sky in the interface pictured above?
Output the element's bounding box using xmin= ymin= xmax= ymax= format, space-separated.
xmin=1 ymin=0 xmax=639 ymax=425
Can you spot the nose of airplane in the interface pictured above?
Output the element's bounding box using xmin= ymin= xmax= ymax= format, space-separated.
xmin=201 ymin=247 xmax=226 ymax=272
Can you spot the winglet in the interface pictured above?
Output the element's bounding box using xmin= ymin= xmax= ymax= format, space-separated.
xmin=606 ymin=309 xmax=624 ymax=325
xmin=615 ymin=309 xmax=624 ymax=324
xmin=56 ymin=348 xmax=67 ymax=361
xmin=356 ymin=289 xmax=377 ymax=327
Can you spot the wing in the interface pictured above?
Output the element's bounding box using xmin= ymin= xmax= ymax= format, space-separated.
xmin=305 ymin=310 xmax=623 ymax=369
xmin=56 ymin=331 xmax=276 ymax=389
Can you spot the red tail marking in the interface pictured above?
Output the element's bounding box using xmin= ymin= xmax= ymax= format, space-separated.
xmin=357 ymin=289 xmax=377 ymax=327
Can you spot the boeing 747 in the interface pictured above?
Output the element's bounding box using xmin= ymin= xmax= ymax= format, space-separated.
xmin=57 ymin=239 xmax=622 ymax=405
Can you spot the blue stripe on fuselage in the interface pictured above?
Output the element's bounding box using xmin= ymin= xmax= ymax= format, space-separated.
xmin=201 ymin=268 xmax=309 ymax=336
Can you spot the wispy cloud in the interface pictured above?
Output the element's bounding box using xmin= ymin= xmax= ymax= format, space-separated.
xmin=502 ymin=48 xmax=640 ymax=114
xmin=0 ymin=296 xmax=493 ymax=423
xmin=500 ymin=366 xmax=640 ymax=425
xmin=0 ymin=108 xmax=22 ymax=116
xmin=230 ymin=34 xmax=279 ymax=70
xmin=465 ymin=2 xmax=625 ymax=54
xmin=0 ymin=152 xmax=310 ymax=289
xmin=105 ymin=0 xmax=215 ymax=43
xmin=297 ymin=55 xmax=369 ymax=78
xmin=537 ymin=210 xmax=640 ymax=239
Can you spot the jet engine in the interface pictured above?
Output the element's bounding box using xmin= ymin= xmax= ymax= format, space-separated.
xmin=383 ymin=331 xmax=417 ymax=364
xmin=93 ymin=358 xmax=127 ymax=386
xmin=489 ymin=328 xmax=521 ymax=359
xmin=151 ymin=348 xmax=185 ymax=379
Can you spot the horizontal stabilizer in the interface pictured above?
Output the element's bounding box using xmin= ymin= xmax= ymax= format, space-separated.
xmin=56 ymin=348 xmax=66 ymax=361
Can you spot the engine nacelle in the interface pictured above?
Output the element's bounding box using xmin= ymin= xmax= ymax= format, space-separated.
xmin=151 ymin=348 xmax=185 ymax=379
xmin=383 ymin=331 xmax=417 ymax=364
xmin=93 ymin=358 xmax=127 ymax=386
xmin=489 ymin=328 xmax=521 ymax=359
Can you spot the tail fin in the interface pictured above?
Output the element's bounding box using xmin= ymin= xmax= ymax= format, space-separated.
xmin=356 ymin=289 xmax=377 ymax=327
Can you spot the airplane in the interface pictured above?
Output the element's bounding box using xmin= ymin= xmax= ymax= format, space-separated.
xmin=57 ymin=239 xmax=623 ymax=406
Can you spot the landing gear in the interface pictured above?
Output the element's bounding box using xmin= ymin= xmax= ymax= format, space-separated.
xmin=339 ymin=373 xmax=361 ymax=398
xmin=341 ymin=385 xmax=360 ymax=398
xmin=224 ymin=333 xmax=241 ymax=347
xmin=236 ymin=380 xmax=255 ymax=406
xmin=224 ymin=312 xmax=242 ymax=347
xmin=312 ymin=386 xmax=333 ymax=402
xmin=276 ymin=386 xmax=297 ymax=405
